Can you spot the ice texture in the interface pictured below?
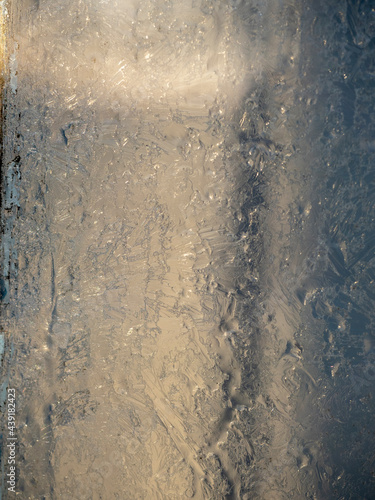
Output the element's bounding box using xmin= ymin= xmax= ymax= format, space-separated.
xmin=1 ymin=0 xmax=375 ymax=499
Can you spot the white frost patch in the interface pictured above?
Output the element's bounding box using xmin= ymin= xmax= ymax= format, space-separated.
xmin=9 ymin=42 xmax=18 ymax=94
xmin=0 ymin=0 xmax=7 ymax=17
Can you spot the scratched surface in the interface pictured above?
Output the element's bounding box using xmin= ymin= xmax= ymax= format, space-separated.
xmin=1 ymin=0 xmax=375 ymax=499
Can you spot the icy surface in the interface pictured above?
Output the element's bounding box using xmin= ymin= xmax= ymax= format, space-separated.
xmin=1 ymin=0 xmax=375 ymax=499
